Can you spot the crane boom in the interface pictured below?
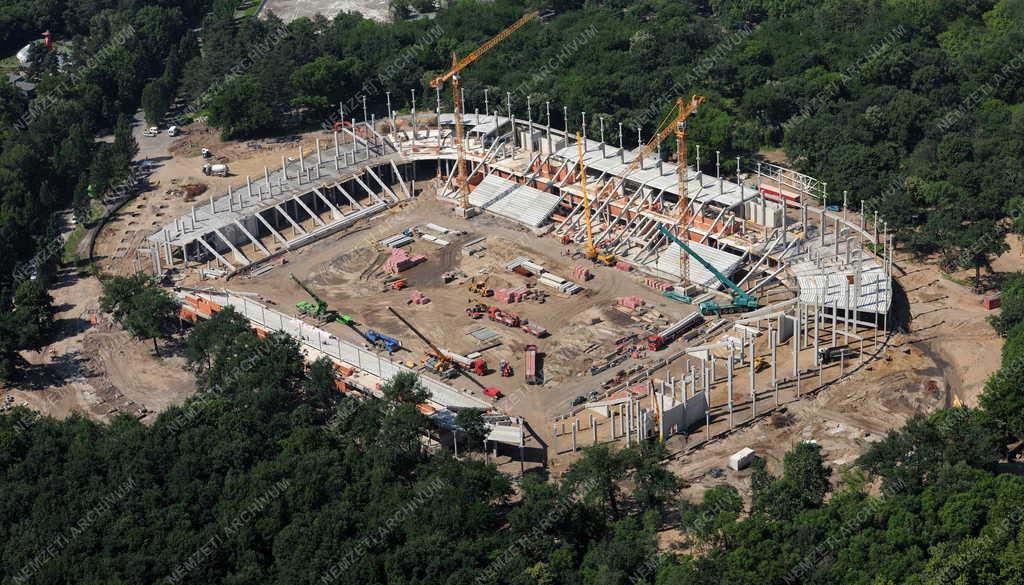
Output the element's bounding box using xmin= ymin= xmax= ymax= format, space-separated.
xmin=585 ymin=97 xmax=702 ymax=223
xmin=657 ymin=225 xmax=751 ymax=300
xmin=388 ymin=307 xmax=486 ymax=389
xmin=388 ymin=306 xmax=445 ymax=359
xmin=429 ymin=11 xmax=539 ymax=88
xmin=290 ymin=273 xmax=327 ymax=315
xmin=428 ymin=10 xmax=539 ymax=209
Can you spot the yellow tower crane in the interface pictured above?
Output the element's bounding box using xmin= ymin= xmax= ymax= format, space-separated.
xmin=576 ymin=132 xmax=616 ymax=265
xmin=674 ymin=95 xmax=707 ymax=220
xmin=429 ymin=10 xmax=539 ymax=210
xmin=673 ymin=95 xmax=707 ymax=283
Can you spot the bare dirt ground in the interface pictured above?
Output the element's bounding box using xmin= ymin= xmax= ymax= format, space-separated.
xmin=2 ymin=270 xmax=196 ymax=423
xmin=221 ymin=190 xmax=702 ymax=431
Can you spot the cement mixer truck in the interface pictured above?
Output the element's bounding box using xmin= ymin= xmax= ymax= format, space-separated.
xmin=202 ymin=163 xmax=228 ymax=177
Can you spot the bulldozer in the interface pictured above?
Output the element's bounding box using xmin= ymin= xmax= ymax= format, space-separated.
xmin=468 ymin=278 xmax=493 ymax=297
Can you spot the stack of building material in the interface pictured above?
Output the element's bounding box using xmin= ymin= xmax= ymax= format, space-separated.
xmin=572 ymin=265 xmax=592 ymax=281
xmin=382 ymin=247 xmax=426 ymax=274
xmin=538 ymin=272 xmax=582 ymax=295
xmin=618 ymin=296 xmax=646 ymax=310
xmin=615 ymin=261 xmax=633 ymax=272
xmin=419 ymin=233 xmax=450 ymax=246
xmin=505 ymin=257 xmax=546 ymax=275
xmin=379 ymin=233 xmax=414 ymax=248
xmin=423 ymin=223 xmax=451 ymax=234
xmin=645 ymin=277 xmax=674 ymax=292
xmin=494 ymin=287 xmax=529 ymax=304
xmin=409 ymin=291 xmax=430 ymax=304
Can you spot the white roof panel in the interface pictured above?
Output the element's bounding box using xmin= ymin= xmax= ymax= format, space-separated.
xmin=469 ymin=175 xmax=561 ymax=227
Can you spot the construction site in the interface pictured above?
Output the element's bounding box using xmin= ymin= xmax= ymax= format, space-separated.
xmin=92 ymin=11 xmax=918 ymax=474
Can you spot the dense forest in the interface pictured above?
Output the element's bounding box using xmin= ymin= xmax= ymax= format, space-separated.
xmin=3 ymin=0 xmax=1024 ymax=582
xmin=3 ymin=300 xmax=1024 ymax=584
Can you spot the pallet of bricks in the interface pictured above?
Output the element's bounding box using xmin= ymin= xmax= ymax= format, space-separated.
xmin=494 ymin=287 xmax=529 ymax=304
xmin=383 ymin=247 xmax=426 ymax=274
xmin=617 ymin=296 xmax=645 ymax=310
xmin=571 ymin=265 xmax=592 ymax=281
xmin=644 ymin=277 xmax=673 ymax=292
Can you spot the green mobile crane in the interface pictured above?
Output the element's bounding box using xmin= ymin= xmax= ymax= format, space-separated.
xmin=656 ymin=226 xmax=759 ymax=316
xmin=289 ymin=273 xmax=356 ymax=325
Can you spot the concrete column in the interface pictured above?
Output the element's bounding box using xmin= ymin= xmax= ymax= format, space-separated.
xmin=264 ymin=167 xmax=271 ymax=197
xmin=590 ymin=414 xmax=597 ymax=444
xmin=209 ymin=194 xmax=215 ymax=214
xmin=625 ymin=399 xmax=632 ymax=447
xmin=749 ymin=337 xmax=756 ymax=419
xmin=316 ymin=138 xmax=322 ymax=166
xmin=727 ymin=348 xmax=734 ymax=427
xmin=770 ymin=324 xmax=778 ymax=405
xmin=794 ymin=307 xmax=802 ymax=397
xmin=571 ymin=420 xmax=578 ymax=452
xmin=246 ymin=176 xmax=252 ymax=198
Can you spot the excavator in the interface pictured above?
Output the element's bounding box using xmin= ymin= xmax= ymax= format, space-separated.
xmin=430 ymin=10 xmax=540 ymax=209
xmin=290 ymin=273 xmax=328 ymax=319
xmin=290 ymin=273 xmax=356 ymax=325
xmin=656 ymin=226 xmax=759 ymax=315
xmin=576 ymin=132 xmax=617 ymax=266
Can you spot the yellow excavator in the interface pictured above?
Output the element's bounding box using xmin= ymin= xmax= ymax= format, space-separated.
xmin=577 ymin=132 xmax=617 ymax=266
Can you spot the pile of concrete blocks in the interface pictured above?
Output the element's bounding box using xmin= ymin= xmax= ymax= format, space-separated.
xmin=409 ymin=291 xmax=430 ymax=305
xmin=615 ymin=261 xmax=633 ymax=272
xmin=644 ymin=277 xmax=674 ymax=292
xmin=494 ymin=287 xmax=529 ymax=304
xmin=617 ymin=296 xmax=646 ymax=310
xmin=383 ymin=247 xmax=426 ymax=274
xmin=572 ymin=265 xmax=592 ymax=281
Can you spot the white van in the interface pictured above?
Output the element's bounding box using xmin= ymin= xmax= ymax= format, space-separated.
xmin=167 ymin=126 xmax=179 ymax=136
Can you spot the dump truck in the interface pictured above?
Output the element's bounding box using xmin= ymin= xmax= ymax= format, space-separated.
xmin=524 ymin=344 xmax=539 ymax=385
